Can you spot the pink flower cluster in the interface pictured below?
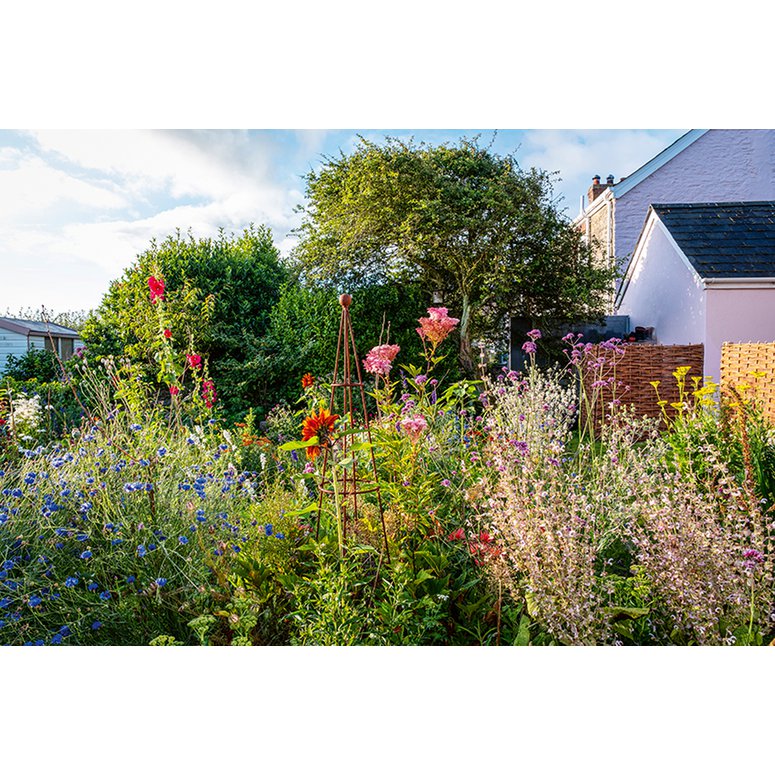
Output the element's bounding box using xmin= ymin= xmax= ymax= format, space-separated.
xmin=186 ymin=353 xmax=202 ymax=370
xmin=400 ymin=414 xmax=428 ymax=443
xmin=416 ymin=307 xmax=459 ymax=347
xmin=363 ymin=344 xmax=400 ymax=376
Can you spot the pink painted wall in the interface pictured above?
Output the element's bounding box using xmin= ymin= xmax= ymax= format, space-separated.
xmin=616 ymin=222 xmax=705 ymax=346
xmin=705 ymin=288 xmax=775 ymax=380
xmin=614 ymin=130 xmax=775 ymax=268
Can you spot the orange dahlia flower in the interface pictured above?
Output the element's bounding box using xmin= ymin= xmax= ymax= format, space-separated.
xmin=301 ymin=406 xmax=340 ymax=458
xmin=301 ymin=373 xmax=315 ymax=389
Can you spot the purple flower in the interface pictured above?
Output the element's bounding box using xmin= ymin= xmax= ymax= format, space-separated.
xmin=522 ymin=341 xmax=537 ymax=354
xmin=526 ymin=329 xmax=542 ymax=340
xmin=415 ymin=374 xmax=428 ymax=385
xmin=441 ymin=479 xmax=451 ymax=487
xmin=80 ymin=550 xmax=92 ymax=560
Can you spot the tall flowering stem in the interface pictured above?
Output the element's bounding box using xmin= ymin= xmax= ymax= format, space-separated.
xmin=416 ymin=307 xmax=459 ymax=373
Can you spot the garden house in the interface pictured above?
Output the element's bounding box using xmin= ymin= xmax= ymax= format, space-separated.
xmin=0 ymin=318 xmax=83 ymax=374
xmin=575 ymin=129 xmax=775 ymax=295
xmin=615 ymin=201 xmax=775 ymax=381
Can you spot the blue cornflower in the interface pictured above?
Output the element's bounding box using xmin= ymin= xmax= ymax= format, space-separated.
xmin=76 ymin=533 xmax=88 ymax=542
xmin=126 ymin=575 xmax=135 ymax=584
xmin=29 ymin=595 xmax=43 ymax=608
xmin=148 ymin=543 xmax=157 ymax=552
xmin=91 ymin=621 xmax=102 ymax=630
xmin=59 ymin=625 xmax=71 ymax=636
xmin=155 ymin=578 xmax=167 ymax=587
xmin=178 ymin=536 xmax=188 ymax=545
xmin=139 ymin=459 xmax=150 ymax=467
xmin=208 ymin=419 xmax=216 ymax=425
xmin=65 ymin=576 xmax=79 ymax=588
xmin=130 ymin=423 xmax=142 ymax=431
xmin=218 ymin=443 xmax=228 ymax=451
xmin=137 ymin=545 xmax=147 ymax=558
xmin=80 ymin=550 xmax=93 ymax=560
xmin=264 ymin=524 xmax=273 ymax=536
xmin=11 ymin=488 xmax=23 ymax=498
xmin=87 ymin=582 xmax=99 ymax=591
xmin=0 ymin=597 xmax=10 ymax=609
xmin=51 ymin=633 xmax=63 ymax=645
xmin=187 ymin=438 xmax=195 ymax=445
xmin=112 ymin=539 xmax=123 ymax=545
xmin=157 ymin=448 xmax=167 ymax=457
xmin=99 ymin=591 xmax=111 ymax=601
xmin=3 ymin=560 xmax=14 ymax=571
xmin=276 ymin=533 xmax=285 ymax=540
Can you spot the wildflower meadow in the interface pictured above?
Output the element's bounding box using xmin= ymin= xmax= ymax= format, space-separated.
xmin=1 ymin=275 xmax=774 ymax=646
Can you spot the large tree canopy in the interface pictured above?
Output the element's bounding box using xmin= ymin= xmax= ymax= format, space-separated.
xmin=294 ymin=136 xmax=614 ymax=373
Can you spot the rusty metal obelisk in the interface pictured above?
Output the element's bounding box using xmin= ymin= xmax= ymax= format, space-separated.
xmin=316 ymin=294 xmax=389 ymax=559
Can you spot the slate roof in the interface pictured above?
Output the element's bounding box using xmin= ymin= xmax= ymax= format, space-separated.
xmin=653 ymin=201 xmax=775 ymax=278
xmin=0 ymin=318 xmax=81 ymax=337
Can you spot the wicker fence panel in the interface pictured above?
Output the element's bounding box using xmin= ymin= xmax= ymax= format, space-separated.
xmin=720 ymin=342 xmax=775 ymax=422
xmin=581 ymin=343 xmax=705 ymax=431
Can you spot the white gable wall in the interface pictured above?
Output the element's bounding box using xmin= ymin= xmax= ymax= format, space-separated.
xmin=613 ymin=130 xmax=775 ymax=267
xmin=617 ymin=220 xmax=705 ymax=348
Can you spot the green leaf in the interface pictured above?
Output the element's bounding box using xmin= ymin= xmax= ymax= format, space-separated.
xmin=284 ymin=503 xmax=320 ymax=517
xmin=278 ymin=436 xmax=319 ymax=451
xmin=604 ymin=606 xmax=650 ymax=623
xmin=514 ymin=614 xmax=531 ymax=646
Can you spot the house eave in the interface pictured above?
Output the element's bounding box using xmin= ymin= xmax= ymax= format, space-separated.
xmin=703 ymin=277 xmax=775 ymax=289
xmin=608 ymin=130 xmax=709 ymax=198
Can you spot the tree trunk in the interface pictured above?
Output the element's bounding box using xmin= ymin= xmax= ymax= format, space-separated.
xmin=458 ymin=294 xmax=475 ymax=375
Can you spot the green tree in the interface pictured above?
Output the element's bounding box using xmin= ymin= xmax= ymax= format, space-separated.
xmin=81 ymin=225 xmax=286 ymax=419
xmin=294 ymin=136 xmax=614 ymax=373
xmin=257 ymin=276 xmax=441 ymax=408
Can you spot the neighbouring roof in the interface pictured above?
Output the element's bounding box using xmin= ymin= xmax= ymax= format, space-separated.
xmin=653 ymin=201 xmax=775 ymax=278
xmin=0 ymin=317 xmax=81 ymax=337
xmin=609 ymin=129 xmax=709 ymax=198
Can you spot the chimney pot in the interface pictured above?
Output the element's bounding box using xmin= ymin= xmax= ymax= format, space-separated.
xmin=606 ymin=174 xmax=615 ymax=185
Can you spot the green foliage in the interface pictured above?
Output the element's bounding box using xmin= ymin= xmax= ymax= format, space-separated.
xmin=258 ymin=277 xmax=441 ymax=408
xmin=3 ymin=349 xmax=61 ymax=382
xmin=294 ymin=135 xmax=615 ymax=372
xmin=81 ymin=225 xmax=286 ymax=421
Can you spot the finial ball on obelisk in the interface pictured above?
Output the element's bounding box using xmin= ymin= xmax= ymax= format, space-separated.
xmin=339 ymin=293 xmax=352 ymax=309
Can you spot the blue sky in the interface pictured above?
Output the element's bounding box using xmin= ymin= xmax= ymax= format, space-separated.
xmin=0 ymin=128 xmax=686 ymax=314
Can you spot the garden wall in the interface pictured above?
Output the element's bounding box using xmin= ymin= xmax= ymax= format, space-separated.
xmin=582 ymin=343 xmax=705 ymax=430
xmin=720 ymin=342 xmax=775 ymax=422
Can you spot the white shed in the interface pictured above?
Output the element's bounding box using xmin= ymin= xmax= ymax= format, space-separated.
xmin=0 ymin=318 xmax=84 ymax=374
xmin=615 ymin=202 xmax=775 ymax=381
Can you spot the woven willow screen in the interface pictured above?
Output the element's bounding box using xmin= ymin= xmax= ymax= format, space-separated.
xmin=581 ymin=343 xmax=705 ymax=431
xmin=720 ymin=342 xmax=775 ymax=422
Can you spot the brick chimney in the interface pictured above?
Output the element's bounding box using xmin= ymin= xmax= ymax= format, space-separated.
xmin=587 ymin=174 xmax=615 ymax=205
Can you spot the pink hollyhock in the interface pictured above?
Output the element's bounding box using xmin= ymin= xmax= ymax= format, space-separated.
xmin=163 ymin=328 xmax=172 ymax=339
xmin=169 ymin=385 xmax=180 ymax=396
xmin=363 ymin=344 xmax=401 ymax=376
xmin=416 ymin=307 xmax=459 ymax=347
xmin=186 ymin=353 xmax=202 ymax=370
xmin=202 ymin=379 xmax=217 ymax=408
xmin=148 ymin=276 xmax=165 ymax=303
xmin=400 ymin=414 xmax=428 ymax=443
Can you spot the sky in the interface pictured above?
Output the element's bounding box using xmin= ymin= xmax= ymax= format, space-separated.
xmin=0 ymin=128 xmax=687 ymax=316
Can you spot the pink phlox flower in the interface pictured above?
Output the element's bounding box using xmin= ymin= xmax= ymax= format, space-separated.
xmin=400 ymin=413 xmax=428 ymax=443
xmin=416 ymin=307 xmax=459 ymax=347
xmin=364 ymin=344 xmax=401 ymax=376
